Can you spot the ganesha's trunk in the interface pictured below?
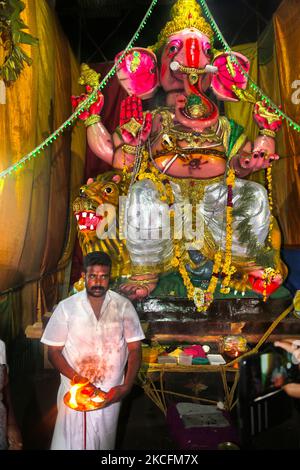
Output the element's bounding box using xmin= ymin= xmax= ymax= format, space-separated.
xmin=175 ymin=37 xmax=219 ymax=131
xmin=175 ymin=79 xmax=219 ymax=131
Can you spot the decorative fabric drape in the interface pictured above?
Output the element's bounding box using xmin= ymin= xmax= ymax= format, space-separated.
xmin=0 ymin=0 xmax=86 ymax=345
xmin=225 ymin=0 xmax=300 ymax=247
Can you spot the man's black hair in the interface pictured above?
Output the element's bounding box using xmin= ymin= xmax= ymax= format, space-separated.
xmin=83 ymin=251 xmax=112 ymax=272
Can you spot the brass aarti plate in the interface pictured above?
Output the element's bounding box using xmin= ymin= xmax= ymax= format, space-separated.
xmin=63 ymin=385 xmax=107 ymax=412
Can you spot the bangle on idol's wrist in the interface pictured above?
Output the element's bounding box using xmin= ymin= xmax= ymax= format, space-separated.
xmin=259 ymin=128 xmax=276 ymax=138
xmin=84 ymin=114 xmax=101 ymax=127
xmin=122 ymin=144 xmax=138 ymax=155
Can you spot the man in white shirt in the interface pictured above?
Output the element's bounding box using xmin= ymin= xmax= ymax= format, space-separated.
xmin=41 ymin=251 xmax=145 ymax=450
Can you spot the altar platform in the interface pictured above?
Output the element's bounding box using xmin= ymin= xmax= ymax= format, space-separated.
xmin=135 ymin=287 xmax=299 ymax=345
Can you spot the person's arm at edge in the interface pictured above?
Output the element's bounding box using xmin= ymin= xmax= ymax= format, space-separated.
xmin=282 ymin=383 xmax=300 ymax=399
xmin=274 ymin=339 xmax=300 ymax=399
xmin=3 ymin=368 xmax=23 ymax=449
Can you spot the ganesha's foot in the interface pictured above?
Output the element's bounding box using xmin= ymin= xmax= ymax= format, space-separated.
xmin=248 ymin=268 xmax=282 ymax=298
xmin=120 ymin=274 xmax=158 ymax=300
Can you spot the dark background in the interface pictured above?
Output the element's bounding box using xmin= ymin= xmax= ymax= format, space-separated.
xmin=53 ymin=0 xmax=282 ymax=63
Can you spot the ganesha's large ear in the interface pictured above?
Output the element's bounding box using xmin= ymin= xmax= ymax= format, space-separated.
xmin=115 ymin=47 xmax=159 ymax=100
xmin=210 ymin=51 xmax=250 ymax=102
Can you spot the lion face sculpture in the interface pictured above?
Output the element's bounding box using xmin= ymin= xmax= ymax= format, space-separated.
xmin=73 ymin=171 xmax=131 ymax=278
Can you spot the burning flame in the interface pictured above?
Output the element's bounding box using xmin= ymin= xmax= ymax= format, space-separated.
xmin=64 ymin=381 xmax=106 ymax=411
xmin=69 ymin=383 xmax=86 ymax=409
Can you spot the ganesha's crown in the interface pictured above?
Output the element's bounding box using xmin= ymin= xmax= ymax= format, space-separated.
xmin=150 ymin=0 xmax=214 ymax=52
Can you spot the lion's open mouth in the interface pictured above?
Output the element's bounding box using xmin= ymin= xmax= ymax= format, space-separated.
xmin=75 ymin=211 xmax=103 ymax=231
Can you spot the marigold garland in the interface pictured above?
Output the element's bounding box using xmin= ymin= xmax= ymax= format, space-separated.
xmin=165 ymin=166 xmax=238 ymax=312
xmin=262 ymin=267 xmax=280 ymax=302
xmin=266 ymin=165 xmax=273 ymax=246
xmin=220 ymin=168 xmax=237 ymax=294
xmin=137 ymin=153 xmax=175 ymax=206
xmin=132 ymin=147 xmax=238 ymax=312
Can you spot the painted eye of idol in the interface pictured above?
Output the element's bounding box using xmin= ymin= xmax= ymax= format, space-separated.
xmin=79 ymin=186 xmax=87 ymax=196
xmin=203 ymin=42 xmax=212 ymax=58
xmin=104 ymin=185 xmax=113 ymax=194
xmin=167 ymin=39 xmax=182 ymax=58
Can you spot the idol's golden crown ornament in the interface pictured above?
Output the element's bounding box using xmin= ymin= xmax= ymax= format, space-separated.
xmin=78 ymin=63 xmax=101 ymax=88
xmin=150 ymin=0 xmax=214 ymax=52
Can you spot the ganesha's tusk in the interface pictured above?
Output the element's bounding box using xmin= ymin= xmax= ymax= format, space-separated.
xmin=162 ymin=154 xmax=180 ymax=174
xmin=170 ymin=61 xmax=218 ymax=74
xmin=204 ymin=64 xmax=218 ymax=73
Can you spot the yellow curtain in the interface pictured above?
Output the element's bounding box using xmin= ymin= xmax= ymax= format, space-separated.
xmin=273 ymin=0 xmax=300 ymax=246
xmin=0 ymin=0 xmax=85 ymax=339
xmin=225 ymin=0 xmax=300 ymax=246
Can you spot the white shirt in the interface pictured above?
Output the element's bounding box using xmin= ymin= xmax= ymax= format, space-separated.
xmin=0 ymin=341 xmax=6 ymax=365
xmin=41 ymin=289 xmax=145 ymax=390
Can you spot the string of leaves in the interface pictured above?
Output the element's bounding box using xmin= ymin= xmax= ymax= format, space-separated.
xmin=0 ymin=0 xmax=38 ymax=84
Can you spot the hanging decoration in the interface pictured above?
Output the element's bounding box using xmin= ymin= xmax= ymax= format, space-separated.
xmin=0 ymin=0 xmax=38 ymax=84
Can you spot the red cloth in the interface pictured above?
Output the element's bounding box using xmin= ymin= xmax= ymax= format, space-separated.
xmin=183 ymin=345 xmax=206 ymax=358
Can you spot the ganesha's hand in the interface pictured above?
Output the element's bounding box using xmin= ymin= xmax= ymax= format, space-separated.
xmin=253 ymin=101 xmax=282 ymax=133
xmin=237 ymin=148 xmax=279 ymax=173
xmin=71 ymin=89 xmax=104 ymax=126
xmin=248 ymin=268 xmax=282 ymax=297
xmin=119 ymin=95 xmax=152 ymax=145
xmin=119 ymin=274 xmax=158 ymax=300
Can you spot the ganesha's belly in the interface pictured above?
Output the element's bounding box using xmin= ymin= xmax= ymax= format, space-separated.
xmin=153 ymin=153 xmax=227 ymax=179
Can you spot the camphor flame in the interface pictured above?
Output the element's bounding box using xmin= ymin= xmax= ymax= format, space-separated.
xmin=68 ymin=382 xmax=87 ymax=409
xmin=64 ymin=380 xmax=106 ymax=411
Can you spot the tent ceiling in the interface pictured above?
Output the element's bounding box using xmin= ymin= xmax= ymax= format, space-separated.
xmin=54 ymin=0 xmax=282 ymax=62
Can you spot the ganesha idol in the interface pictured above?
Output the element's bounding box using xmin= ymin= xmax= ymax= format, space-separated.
xmin=72 ymin=0 xmax=286 ymax=311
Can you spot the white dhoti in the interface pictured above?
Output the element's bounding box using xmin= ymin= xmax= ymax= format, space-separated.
xmin=51 ymin=380 xmax=121 ymax=450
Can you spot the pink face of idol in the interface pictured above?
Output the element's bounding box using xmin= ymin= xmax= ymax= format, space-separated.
xmin=159 ymin=28 xmax=212 ymax=92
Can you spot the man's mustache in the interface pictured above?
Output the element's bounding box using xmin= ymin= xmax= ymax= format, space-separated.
xmin=91 ymin=286 xmax=105 ymax=291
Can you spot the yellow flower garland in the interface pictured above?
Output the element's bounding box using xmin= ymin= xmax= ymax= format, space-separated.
xmin=137 ymin=154 xmax=175 ymax=206
xmin=262 ymin=267 xmax=280 ymax=302
xmin=219 ymin=168 xmax=236 ymax=294
xmin=266 ymin=165 xmax=273 ymax=246
xmin=167 ymin=167 xmax=237 ymax=312
xmin=130 ymin=150 xmax=238 ymax=312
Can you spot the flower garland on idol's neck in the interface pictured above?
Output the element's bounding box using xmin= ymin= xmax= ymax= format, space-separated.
xmin=129 ymin=134 xmax=238 ymax=312
xmin=170 ymin=166 xmax=237 ymax=313
xmin=261 ymin=164 xmax=280 ymax=302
